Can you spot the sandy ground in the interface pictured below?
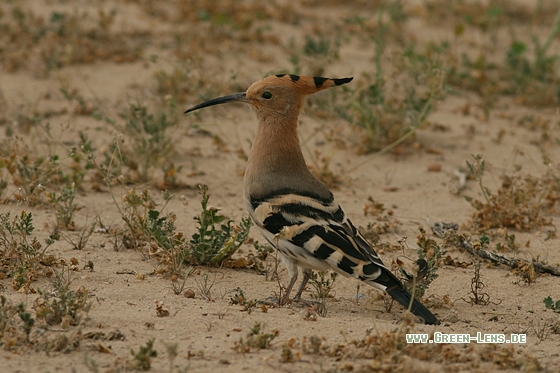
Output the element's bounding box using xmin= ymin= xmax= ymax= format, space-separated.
xmin=1 ymin=0 xmax=560 ymax=372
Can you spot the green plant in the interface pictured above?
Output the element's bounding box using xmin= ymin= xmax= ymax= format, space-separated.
xmin=0 ymin=296 xmax=39 ymax=350
xmin=5 ymin=151 xmax=58 ymax=204
xmin=425 ymin=1 xmax=560 ymax=108
xmin=501 ymin=9 xmax=560 ymax=106
xmin=63 ymin=216 xmax=99 ymax=250
xmin=343 ymin=5 xmax=447 ymax=154
xmin=117 ymin=189 xmax=193 ymax=282
xmin=113 ymin=185 xmax=251 ymax=288
xmin=543 ymin=296 xmax=560 ymax=313
xmin=303 ymin=35 xmax=332 ymax=57
xmin=131 ymin=338 xmax=158 ymax=371
xmin=170 ymin=266 xmax=193 ymax=296
xmin=465 ymin=154 xmax=493 ymax=215
xmin=47 ymin=183 xmax=79 ymax=229
xmin=154 ymin=64 xmax=225 ymax=104
xmin=67 ymin=133 xmax=98 ymax=190
xmin=145 ymin=207 xmax=189 ymax=275
xmin=287 ymin=34 xmax=340 ymax=77
xmin=0 ymin=211 xmax=56 ymax=289
xmin=309 ymin=271 xmax=338 ymax=317
xmin=119 ymin=189 xmax=170 ymax=242
xmin=34 ymin=269 xmax=91 ymax=326
xmin=189 ymin=185 xmax=252 ymax=266
xmin=495 ymin=232 xmax=519 ymax=252
xmin=17 ymin=302 xmax=34 ymax=342
xmin=251 ymin=241 xmax=275 ymax=279
xmin=0 ymin=6 xmax=142 ymax=75
xmin=0 ymin=296 xmax=16 ymax=342
xmin=118 ymin=103 xmax=178 ymax=184
xmin=163 ymin=341 xmax=189 ymax=373
xmin=230 ymin=287 xmax=257 ymax=313
xmin=465 ymin=154 xmax=555 ymax=231
xmin=194 ymin=271 xmax=216 ymax=301
xmin=60 ymin=85 xmax=103 ymax=118
xmin=231 ymin=287 xmax=246 ymax=305
xmin=94 ymin=132 xmax=126 ymax=186
xmin=0 ymin=295 xmax=45 ymax=350
xmin=0 ymin=160 xmax=8 ymax=201
xmin=119 ymin=188 xmax=164 ymax=245
xmin=234 ymin=322 xmax=278 ymax=353
xmin=2 ymin=127 xmax=98 ymax=204
xmin=401 ymin=227 xmax=445 ymax=298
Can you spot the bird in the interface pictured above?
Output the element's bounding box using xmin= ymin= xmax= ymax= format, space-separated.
xmin=185 ymin=74 xmax=439 ymax=325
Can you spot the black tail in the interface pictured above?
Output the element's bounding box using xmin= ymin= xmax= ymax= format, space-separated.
xmin=387 ymin=288 xmax=439 ymax=325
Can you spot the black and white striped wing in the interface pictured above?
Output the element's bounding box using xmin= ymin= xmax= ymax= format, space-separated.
xmin=249 ymin=193 xmax=402 ymax=292
xmin=248 ymin=191 xmax=439 ymax=324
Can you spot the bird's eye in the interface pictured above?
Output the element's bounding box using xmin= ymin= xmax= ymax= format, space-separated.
xmin=262 ymin=91 xmax=272 ymax=99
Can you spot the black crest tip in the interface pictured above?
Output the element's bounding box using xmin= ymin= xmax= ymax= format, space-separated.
xmin=333 ymin=77 xmax=353 ymax=86
xmin=313 ymin=76 xmax=329 ymax=88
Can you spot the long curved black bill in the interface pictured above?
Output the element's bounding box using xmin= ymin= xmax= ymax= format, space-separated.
xmin=184 ymin=92 xmax=248 ymax=113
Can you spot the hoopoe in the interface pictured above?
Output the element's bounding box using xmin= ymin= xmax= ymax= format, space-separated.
xmin=186 ymin=74 xmax=439 ymax=325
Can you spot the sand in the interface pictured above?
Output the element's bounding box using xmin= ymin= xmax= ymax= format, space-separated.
xmin=0 ymin=0 xmax=559 ymax=372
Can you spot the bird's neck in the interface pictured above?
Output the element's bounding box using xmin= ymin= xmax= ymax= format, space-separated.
xmin=244 ymin=111 xmax=316 ymax=200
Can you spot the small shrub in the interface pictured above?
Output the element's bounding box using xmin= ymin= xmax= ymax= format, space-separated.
xmin=0 ymin=211 xmax=56 ymax=289
xmin=0 ymin=296 xmax=37 ymax=348
xmin=234 ymin=322 xmax=278 ymax=353
xmin=4 ymin=151 xmax=60 ymax=204
xmin=465 ymin=155 xmax=556 ymax=231
xmin=119 ymin=189 xmax=190 ymax=276
xmin=131 ymin=338 xmax=158 ymax=371
xmin=344 ymin=6 xmax=447 ymax=153
xmin=288 ymin=34 xmax=340 ymax=77
xmin=154 ymin=64 xmax=233 ymax=104
xmin=63 ymin=216 xmax=99 ymax=251
xmin=230 ymin=287 xmax=258 ymax=313
xmin=309 ymin=271 xmax=338 ymax=317
xmin=188 ymin=185 xmax=252 ymax=266
xmin=194 ymin=272 xmax=216 ymax=301
xmin=543 ymin=296 xmax=560 ymax=313
xmin=47 ymin=183 xmax=79 ymax=229
xmin=119 ymin=103 xmax=178 ymax=184
xmin=116 ymin=186 xmax=251 ymax=272
xmin=399 ymin=227 xmax=445 ymax=298
xmin=0 ymin=6 xmax=142 ymax=75
xmin=17 ymin=303 xmax=35 ymax=342
xmin=34 ymin=269 xmax=91 ymax=326
xmin=251 ymin=241 xmax=275 ymax=279
xmin=425 ymin=1 xmax=560 ymax=108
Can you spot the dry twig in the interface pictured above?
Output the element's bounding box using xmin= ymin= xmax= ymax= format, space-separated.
xmin=431 ymin=222 xmax=560 ymax=277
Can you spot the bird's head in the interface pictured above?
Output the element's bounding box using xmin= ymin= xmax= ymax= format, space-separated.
xmin=185 ymin=74 xmax=353 ymax=120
